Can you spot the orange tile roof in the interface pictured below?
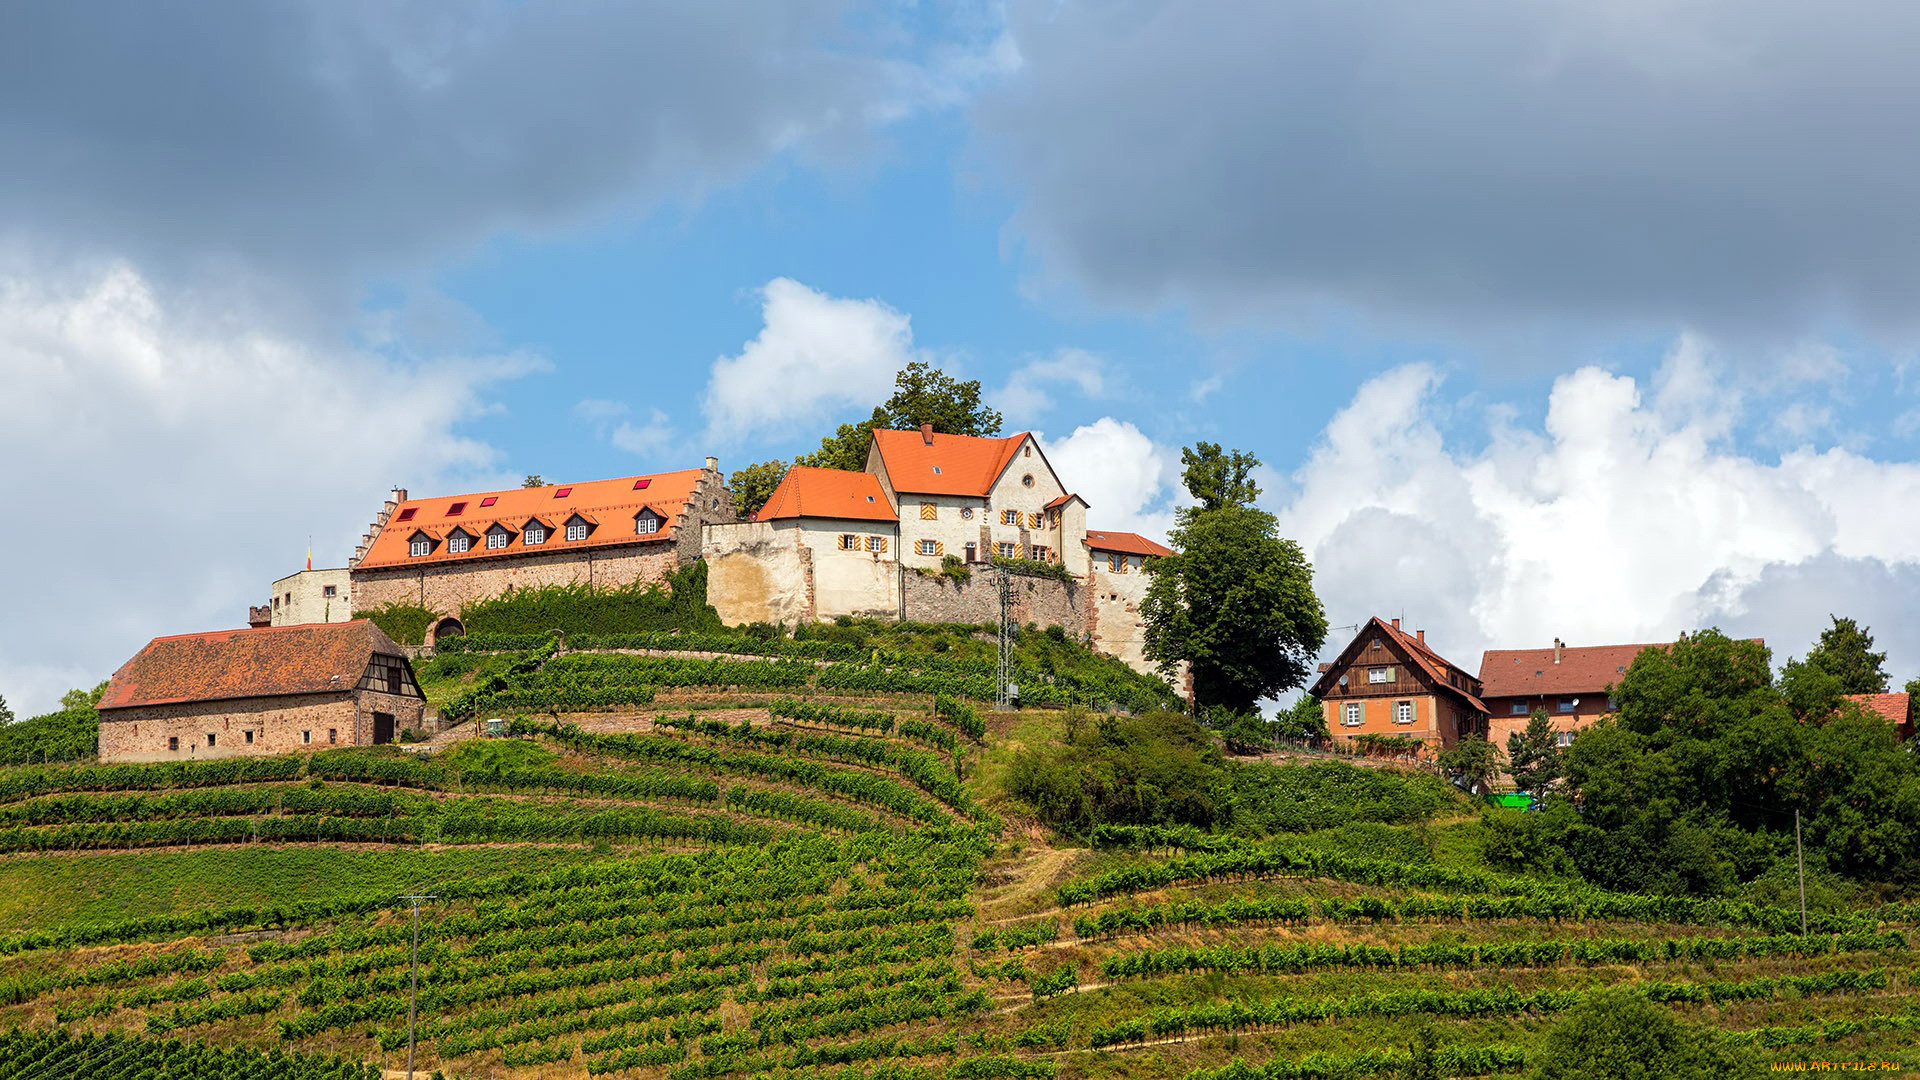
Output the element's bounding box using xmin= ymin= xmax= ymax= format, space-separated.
xmin=1479 ymin=642 xmax=1673 ymax=698
xmin=1045 ymin=493 xmax=1087 ymax=511
xmin=357 ymin=469 xmax=703 ymax=570
xmin=1084 ymin=530 xmax=1174 ymax=558
xmin=1847 ymin=692 xmax=1913 ymax=732
xmin=100 ymin=620 xmax=415 ymax=710
xmin=869 ymin=428 xmax=1031 ymax=497
xmin=754 ymin=467 xmax=898 ymax=523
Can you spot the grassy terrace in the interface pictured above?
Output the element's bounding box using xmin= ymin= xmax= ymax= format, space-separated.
xmin=0 ymin=632 xmax=1912 ymax=1078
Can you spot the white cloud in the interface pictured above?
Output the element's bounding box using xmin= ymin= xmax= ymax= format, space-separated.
xmin=1188 ymin=374 xmax=1225 ymax=403
xmin=0 ymin=262 xmax=534 ymax=715
xmin=1278 ymin=342 xmax=1920 ymax=680
xmin=992 ymin=347 xmax=1107 ymax=422
xmin=701 ymin=278 xmax=911 ymax=442
xmin=1041 ymin=417 xmax=1182 ymax=542
xmin=611 ymin=408 xmax=675 ymax=458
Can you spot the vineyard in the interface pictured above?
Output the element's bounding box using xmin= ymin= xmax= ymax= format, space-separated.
xmin=0 ymin=637 xmax=1914 ymax=1078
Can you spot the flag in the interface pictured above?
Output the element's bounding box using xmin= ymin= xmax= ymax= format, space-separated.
xmin=306 ymin=545 xmax=312 ymax=571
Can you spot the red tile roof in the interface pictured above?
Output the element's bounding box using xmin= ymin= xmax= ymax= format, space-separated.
xmin=1084 ymin=530 xmax=1174 ymax=558
xmin=869 ymin=429 xmax=1031 ymax=497
xmin=1847 ymin=692 xmax=1913 ymax=731
xmin=357 ymin=470 xmax=703 ymax=569
xmin=754 ymin=467 xmax=898 ymax=523
xmin=1044 ymin=493 xmax=1086 ymax=511
xmin=101 ymin=620 xmax=413 ymax=710
xmin=1479 ymin=642 xmax=1673 ymax=699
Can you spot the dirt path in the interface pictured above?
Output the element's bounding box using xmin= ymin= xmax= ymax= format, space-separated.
xmin=979 ymin=845 xmax=1077 ymax=917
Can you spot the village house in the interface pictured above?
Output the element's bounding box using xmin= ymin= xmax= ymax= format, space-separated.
xmin=347 ymin=459 xmax=735 ymax=642
xmin=1847 ymin=691 xmax=1915 ymax=741
xmin=1477 ymin=638 xmax=1654 ymax=748
xmin=1309 ymin=617 xmax=1489 ymax=754
xmin=97 ymin=621 xmax=426 ymax=764
xmin=1085 ymin=530 xmax=1175 ymax=672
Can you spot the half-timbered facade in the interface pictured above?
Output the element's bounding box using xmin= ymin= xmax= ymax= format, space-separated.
xmin=1309 ymin=617 xmax=1488 ymax=754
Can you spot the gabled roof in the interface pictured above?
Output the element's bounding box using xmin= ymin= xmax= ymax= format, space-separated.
xmin=754 ymin=467 xmax=897 ymax=523
xmin=358 ymin=469 xmax=705 ymax=569
xmin=1847 ymin=692 xmax=1913 ymax=732
xmin=1085 ymin=530 xmax=1174 ymax=558
xmin=101 ymin=620 xmax=414 ymax=710
xmin=869 ymin=429 xmax=1032 ymax=497
xmin=1479 ymin=642 xmax=1670 ymax=698
xmin=1310 ymin=616 xmax=1489 ymax=714
xmin=1045 ymin=493 xmax=1087 ymax=511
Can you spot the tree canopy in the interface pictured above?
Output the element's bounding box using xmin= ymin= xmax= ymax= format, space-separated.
xmin=726 ymin=460 xmax=791 ymax=520
xmin=1529 ymin=986 xmax=1763 ymax=1079
xmin=1505 ymin=710 xmax=1562 ymax=796
xmin=1783 ymin=613 xmax=1889 ymax=694
xmin=1142 ymin=444 xmax=1327 ymax=713
xmin=795 ymin=362 xmax=1003 ymax=472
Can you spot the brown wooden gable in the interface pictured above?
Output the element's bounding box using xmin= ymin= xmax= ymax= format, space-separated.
xmin=1309 ymin=617 xmax=1489 ymax=714
xmin=356 ymin=653 xmax=425 ymax=700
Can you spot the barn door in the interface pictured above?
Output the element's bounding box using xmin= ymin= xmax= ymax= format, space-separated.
xmin=373 ymin=712 xmax=395 ymax=745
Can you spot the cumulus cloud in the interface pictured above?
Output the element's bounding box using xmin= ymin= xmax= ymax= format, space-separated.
xmin=0 ymin=263 xmax=534 ymax=715
xmin=1041 ymin=417 xmax=1183 ymax=541
xmin=977 ymin=0 xmax=1920 ymax=339
xmin=701 ymin=278 xmax=913 ymax=442
xmin=993 ymin=348 xmax=1108 ymax=422
xmin=1278 ymin=343 xmax=1920 ymax=679
xmin=573 ymin=399 xmax=676 ymax=462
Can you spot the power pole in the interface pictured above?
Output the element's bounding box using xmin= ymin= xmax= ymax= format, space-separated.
xmin=996 ymin=571 xmax=1015 ymax=711
xmin=1794 ymin=810 xmax=1807 ymax=936
xmin=400 ymin=893 xmax=437 ymax=1079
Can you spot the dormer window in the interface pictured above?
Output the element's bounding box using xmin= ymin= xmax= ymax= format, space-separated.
xmin=635 ymin=511 xmax=660 ymax=535
xmin=564 ymin=514 xmax=593 ymax=542
xmin=486 ymin=525 xmax=510 ymax=550
xmin=407 ymin=531 xmax=434 ymax=558
xmin=524 ymin=525 xmax=547 ymax=546
xmin=447 ymin=529 xmax=474 ymax=554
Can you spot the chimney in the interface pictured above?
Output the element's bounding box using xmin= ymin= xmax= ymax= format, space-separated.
xmin=920 ymin=422 xmax=934 ymax=446
xmin=1416 ymin=629 xmax=1425 ymax=645
xmin=1553 ymin=638 xmax=1564 ymax=664
xmin=705 ymin=456 xmax=719 ymax=472
xmin=392 ymin=487 xmax=407 ymax=505
xmin=1391 ymin=617 xmax=1401 ymax=631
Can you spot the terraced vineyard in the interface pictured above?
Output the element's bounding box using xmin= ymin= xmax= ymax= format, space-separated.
xmin=0 ymin=639 xmax=1914 ymax=1077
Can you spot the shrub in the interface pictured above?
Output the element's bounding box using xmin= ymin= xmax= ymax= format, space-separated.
xmin=354 ymin=602 xmax=438 ymax=645
xmin=459 ymin=561 xmax=723 ymax=637
xmin=1529 ymin=985 xmax=1764 ymax=1079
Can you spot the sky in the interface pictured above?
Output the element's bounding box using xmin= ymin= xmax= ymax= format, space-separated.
xmin=4 ymin=1 xmax=1920 ymax=716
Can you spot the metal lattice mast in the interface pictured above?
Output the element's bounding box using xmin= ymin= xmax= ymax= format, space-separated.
xmin=996 ymin=570 xmax=1015 ymax=710
xmin=400 ymin=893 xmax=436 ymax=1080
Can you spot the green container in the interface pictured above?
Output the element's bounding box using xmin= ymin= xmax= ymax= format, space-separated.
xmin=1486 ymin=793 xmax=1532 ymax=810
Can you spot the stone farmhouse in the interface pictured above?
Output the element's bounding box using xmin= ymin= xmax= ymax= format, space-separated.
xmin=701 ymin=425 xmax=1173 ymax=674
xmin=347 ymin=459 xmax=736 ymax=643
xmin=98 ymin=621 xmax=426 ymax=764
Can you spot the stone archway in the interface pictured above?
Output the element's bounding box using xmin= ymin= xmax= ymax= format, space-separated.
xmin=428 ymin=616 xmax=467 ymax=649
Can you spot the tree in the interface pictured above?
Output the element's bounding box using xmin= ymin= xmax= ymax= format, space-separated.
xmin=1212 ymin=710 xmax=1273 ymax=756
xmin=0 ymin=693 xmax=11 ymax=726
xmin=60 ymin=681 xmax=108 ymax=712
xmin=521 ymin=475 xmax=544 ymax=488
xmin=1272 ymin=694 xmax=1328 ymax=742
xmin=1529 ymin=985 xmax=1763 ymax=1079
xmin=1437 ymin=731 xmax=1500 ymax=794
xmin=1506 ymin=710 xmax=1562 ymax=796
xmin=1142 ymin=445 xmax=1327 ymax=714
xmin=1788 ymin=614 xmax=1889 ymax=694
xmin=796 ymin=362 xmax=1003 ymax=471
xmin=727 ymin=461 xmax=790 ymax=519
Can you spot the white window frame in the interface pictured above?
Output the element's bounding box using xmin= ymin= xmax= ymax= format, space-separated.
xmin=1341 ymin=703 xmax=1362 ymax=727
xmin=1002 ymin=509 xmax=1019 ymax=526
xmin=1108 ymin=553 xmax=1125 ymax=573
xmin=447 ymin=533 xmax=471 ymax=553
xmin=409 ymin=538 xmax=431 ymax=557
xmin=961 ymin=507 xmax=974 ymax=520
xmin=997 ymin=542 xmax=1017 ymax=558
xmin=487 ymin=529 xmax=510 ymax=550
xmin=1555 ymin=731 xmax=1574 ymax=748
xmin=1031 ymin=545 xmax=1050 ymax=562
xmin=524 ymin=525 xmax=547 ymax=546
xmin=865 ymin=535 xmax=888 ymax=554
xmin=1557 ymin=698 xmax=1576 ymax=713
xmin=1368 ymin=667 xmax=1390 ymax=684
xmin=636 ymin=514 xmax=660 ymax=535
xmin=1393 ymin=701 xmax=1415 ymax=725
xmin=918 ymin=539 xmax=937 ymax=556
xmin=1510 ymin=702 xmax=1529 ymax=715
xmin=566 ymin=522 xmax=589 ymax=542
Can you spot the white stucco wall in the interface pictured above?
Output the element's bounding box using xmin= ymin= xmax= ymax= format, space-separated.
xmin=269 ymin=568 xmax=352 ymax=626
xmin=1088 ymin=549 xmax=1156 ymax=674
xmin=796 ymin=519 xmax=900 ymax=619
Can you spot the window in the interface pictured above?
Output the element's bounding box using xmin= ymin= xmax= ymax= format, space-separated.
xmin=1555 ymin=731 xmax=1574 ymax=748
xmin=1342 ymin=703 xmax=1362 ymax=727
xmin=964 ymin=542 xmax=976 ymax=562
xmin=1394 ymin=701 xmax=1415 ymax=725
xmin=1557 ymin=698 xmax=1576 ymax=713
xmin=168 ymin=736 xmax=179 ymax=751
xmin=409 ymin=537 xmax=431 ymax=557
xmin=486 ymin=528 xmax=510 ymax=550
xmin=633 ymin=477 xmax=651 ymax=490
xmin=206 ymin=733 xmax=217 ymax=747
xmin=997 ymin=542 xmax=1017 ymax=558
xmin=1368 ymin=667 xmax=1391 ymax=684
xmin=1108 ymin=553 xmax=1126 ymax=573
xmin=1023 ymin=444 xmax=1032 ymax=457
xmin=918 ymin=539 xmax=938 ymax=556
xmin=1022 ymin=474 xmax=1034 ymax=487
xmin=272 ymin=597 xmax=279 ymax=610
xmin=866 ymin=535 xmax=888 ymax=553
xmin=328 ymin=729 xmax=337 ymax=744
xmin=566 ymin=523 xmax=588 ymax=541
xmin=920 ymin=503 xmax=937 ymax=521
xmin=1030 ymin=545 xmax=1051 ymax=562
xmin=1509 ymin=702 xmax=1528 ymax=715
xmin=1047 ymin=510 xmax=1059 ymax=527
xmin=480 ymin=495 xmax=498 ymax=507
xmin=1002 ymin=509 xmax=1019 ymax=525
xmin=554 ymin=486 xmax=572 ymax=497
xmin=448 ymin=533 xmax=471 ymax=553
xmin=1606 ymin=695 xmax=1619 ymax=711
xmin=524 ymin=525 xmax=547 ymax=545
xmin=960 ymin=507 xmax=974 ymax=520
xmin=636 ymin=513 xmax=660 ymax=535
xmin=447 ymin=501 xmax=466 ymax=516
xmin=302 ymin=730 xmax=312 ymax=745
xmin=244 ymin=730 xmax=254 ymax=745
xmin=395 ymin=507 xmax=416 ymax=522
xmin=322 ymin=585 xmax=337 ymax=597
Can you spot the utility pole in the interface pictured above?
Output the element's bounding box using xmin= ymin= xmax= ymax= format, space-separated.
xmin=996 ymin=571 xmax=1016 ymax=711
xmin=1794 ymin=810 xmax=1807 ymax=936
xmin=400 ymin=894 xmax=436 ymax=1080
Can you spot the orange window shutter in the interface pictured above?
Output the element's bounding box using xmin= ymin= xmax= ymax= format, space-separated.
xmin=933 ymin=541 xmax=944 ymax=555
xmin=920 ymin=503 xmax=937 ymax=520
xmin=1028 ymin=511 xmax=1041 ymax=528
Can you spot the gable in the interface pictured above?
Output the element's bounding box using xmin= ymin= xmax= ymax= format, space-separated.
xmin=1309 ymin=617 xmax=1488 ymax=713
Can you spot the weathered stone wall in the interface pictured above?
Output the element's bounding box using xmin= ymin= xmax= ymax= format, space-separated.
xmin=1088 ymin=559 xmax=1155 ymax=675
xmin=98 ymin=688 xmax=430 ymax=764
xmin=352 ymin=543 xmax=681 ymax=618
xmin=703 ymin=521 xmax=814 ymax=626
xmin=900 ymin=565 xmax=1084 ymax=633
xmin=269 ymin=568 xmax=352 ymax=626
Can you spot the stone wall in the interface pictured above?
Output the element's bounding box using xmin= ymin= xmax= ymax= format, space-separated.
xmin=353 ymin=543 xmax=681 ymax=619
xmin=268 ymin=568 xmax=352 ymax=626
xmin=1088 ymin=560 xmax=1155 ymax=674
xmin=900 ymin=565 xmax=1085 ymax=634
xmin=703 ymin=521 xmax=814 ymax=626
xmin=99 ymin=688 xmax=429 ymax=764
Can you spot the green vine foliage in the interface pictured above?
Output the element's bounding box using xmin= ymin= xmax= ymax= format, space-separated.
xmin=352 ymin=602 xmax=437 ymax=646
xmin=459 ymin=562 xmax=722 ymax=637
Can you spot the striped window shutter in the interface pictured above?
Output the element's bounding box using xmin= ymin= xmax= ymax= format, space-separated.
xmin=1028 ymin=511 xmax=1042 ymax=528
xmin=933 ymin=540 xmax=945 ymax=555
xmin=920 ymin=503 xmax=937 ymax=520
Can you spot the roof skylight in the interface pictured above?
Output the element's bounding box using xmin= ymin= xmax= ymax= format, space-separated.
xmin=480 ymin=496 xmax=498 ymax=507
xmin=447 ymin=501 xmax=466 ymax=516
xmin=554 ymin=486 xmax=572 ymax=497
xmin=395 ymin=508 xmax=416 ymax=522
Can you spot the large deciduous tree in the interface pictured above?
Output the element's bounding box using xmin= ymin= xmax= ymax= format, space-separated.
xmin=796 ymin=362 xmax=1003 ymax=471
xmin=726 ymin=461 xmax=790 ymax=520
xmin=1141 ymin=444 xmax=1327 ymax=714
xmin=1783 ymin=614 xmax=1890 ymax=694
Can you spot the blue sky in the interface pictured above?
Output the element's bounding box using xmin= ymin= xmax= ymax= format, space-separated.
xmin=4 ymin=1 xmax=1920 ymax=714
